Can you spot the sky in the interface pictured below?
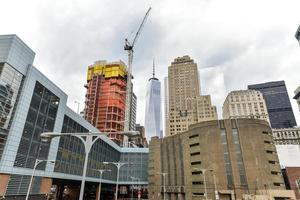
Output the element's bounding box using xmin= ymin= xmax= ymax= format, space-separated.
xmin=1 ymin=0 xmax=300 ymax=128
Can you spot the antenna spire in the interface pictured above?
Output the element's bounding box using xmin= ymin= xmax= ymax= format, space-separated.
xmin=152 ymin=58 xmax=155 ymax=78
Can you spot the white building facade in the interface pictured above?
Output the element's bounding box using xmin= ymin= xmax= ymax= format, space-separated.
xmin=223 ymin=89 xmax=270 ymax=123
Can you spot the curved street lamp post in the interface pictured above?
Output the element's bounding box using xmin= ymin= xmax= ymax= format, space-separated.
xmin=41 ymin=131 xmax=137 ymax=200
xmin=41 ymin=132 xmax=108 ymax=200
xmin=102 ymin=162 xmax=128 ymax=200
xmin=25 ymin=159 xmax=55 ymax=200
xmin=95 ymin=169 xmax=111 ymax=200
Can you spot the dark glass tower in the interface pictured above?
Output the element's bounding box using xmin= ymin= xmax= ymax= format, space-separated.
xmin=295 ymin=25 xmax=300 ymax=44
xmin=248 ymin=81 xmax=297 ymax=128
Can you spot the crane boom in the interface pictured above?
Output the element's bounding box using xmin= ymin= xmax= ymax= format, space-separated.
xmin=132 ymin=7 xmax=152 ymax=47
xmin=124 ymin=7 xmax=151 ymax=51
xmin=123 ymin=7 xmax=151 ymax=134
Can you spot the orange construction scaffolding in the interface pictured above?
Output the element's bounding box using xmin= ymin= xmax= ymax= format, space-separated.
xmin=84 ymin=61 xmax=127 ymax=145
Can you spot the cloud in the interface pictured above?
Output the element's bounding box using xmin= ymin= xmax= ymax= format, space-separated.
xmin=0 ymin=0 xmax=299 ymax=128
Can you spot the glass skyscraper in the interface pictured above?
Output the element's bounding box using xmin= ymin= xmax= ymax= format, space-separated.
xmin=248 ymin=81 xmax=297 ymax=128
xmin=295 ymin=25 xmax=300 ymax=44
xmin=144 ymin=62 xmax=161 ymax=141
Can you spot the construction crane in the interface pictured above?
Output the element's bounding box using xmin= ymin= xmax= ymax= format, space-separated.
xmin=124 ymin=7 xmax=151 ymax=131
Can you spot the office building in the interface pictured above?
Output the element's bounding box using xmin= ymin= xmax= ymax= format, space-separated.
xmin=144 ymin=61 xmax=161 ymax=141
xmin=223 ymin=90 xmax=270 ymax=123
xmin=295 ymin=25 xmax=300 ymax=44
xmin=84 ymin=60 xmax=136 ymax=145
xmin=294 ymin=86 xmax=300 ymax=113
xmin=0 ymin=35 xmax=148 ymax=199
xmin=248 ymin=81 xmax=297 ymax=128
xmin=163 ymin=77 xmax=169 ymax=137
xmin=272 ymin=127 xmax=300 ymax=145
xmin=166 ymin=56 xmax=217 ymax=136
xmin=148 ymin=119 xmax=295 ymax=200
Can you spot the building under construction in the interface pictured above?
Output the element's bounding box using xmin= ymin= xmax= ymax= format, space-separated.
xmin=84 ymin=60 xmax=136 ymax=145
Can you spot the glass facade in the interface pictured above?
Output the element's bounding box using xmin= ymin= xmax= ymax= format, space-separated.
xmin=248 ymin=81 xmax=297 ymax=128
xmin=55 ymin=115 xmax=120 ymax=181
xmin=144 ymin=78 xmax=162 ymax=141
xmin=54 ymin=115 xmax=87 ymax=175
xmin=0 ymin=63 xmax=23 ymax=159
xmin=220 ymin=129 xmax=234 ymax=187
xmin=232 ymin=128 xmax=247 ymax=186
xmin=119 ymin=152 xmax=148 ymax=182
xmin=14 ymin=81 xmax=60 ymax=169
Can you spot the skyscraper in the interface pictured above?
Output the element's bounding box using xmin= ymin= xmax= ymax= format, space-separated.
xmin=294 ymin=86 xmax=300 ymax=113
xmin=295 ymin=25 xmax=300 ymax=44
xmin=166 ymin=55 xmax=217 ymax=136
xmin=223 ymin=90 xmax=270 ymax=123
xmin=248 ymin=81 xmax=297 ymax=128
xmin=144 ymin=61 xmax=161 ymax=141
xmin=84 ymin=60 xmax=136 ymax=145
xmin=163 ymin=76 xmax=169 ymax=136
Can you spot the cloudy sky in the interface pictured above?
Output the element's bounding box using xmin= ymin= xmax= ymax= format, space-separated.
xmin=1 ymin=0 xmax=300 ymax=127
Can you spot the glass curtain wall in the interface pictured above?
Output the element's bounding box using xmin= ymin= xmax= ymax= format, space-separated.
xmin=0 ymin=63 xmax=23 ymax=160
xmin=14 ymin=81 xmax=60 ymax=169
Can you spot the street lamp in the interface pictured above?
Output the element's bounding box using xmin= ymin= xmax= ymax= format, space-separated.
xmin=130 ymin=176 xmax=140 ymax=200
xmin=209 ymin=170 xmax=219 ymax=200
xmin=94 ymin=169 xmax=111 ymax=200
xmin=103 ymin=162 xmax=127 ymax=200
xmin=41 ymin=132 xmax=108 ymax=200
xmin=25 ymin=159 xmax=55 ymax=200
xmin=74 ymin=100 xmax=80 ymax=114
xmin=157 ymin=172 xmax=167 ymax=200
xmin=193 ymin=168 xmax=208 ymax=200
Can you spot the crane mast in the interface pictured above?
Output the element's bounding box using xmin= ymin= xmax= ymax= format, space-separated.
xmin=124 ymin=7 xmax=151 ymax=132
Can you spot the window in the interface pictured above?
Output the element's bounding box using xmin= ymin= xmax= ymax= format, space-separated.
xmin=14 ymin=81 xmax=60 ymax=170
xmin=192 ymin=171 xmax=202 ymax=175
xmin=189 ymin=134 xmax=198 ymax=139
xmin=232 ymin=129 xmax=247 ymax=186
xmin=271 ymin=171 xmax=280 ymax=175
xmin=268 ymin=160 xmax=276 ymax=164
xmin=190 ymin=143 xmax=199 ymax=147
xmin=191 ymin=161 xmax=201 ymax=165
xmin=192 ymin=181 xmax=203 ymax=185
xmin=266 ymin=150 xmax=275 ymax=154
xmin=220 ymin=129 xmax=234 ymax=187
xmin=190 ymin=152 xmax=200 ymax=156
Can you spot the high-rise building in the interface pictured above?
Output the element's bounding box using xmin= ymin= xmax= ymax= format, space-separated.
xmin=223 ymin=90 xmax=270 ymax=123
xmin=129 ymin=91 xmax=137 ymax=131
xmin=144 ymin=61 xmax=161 ymax=141
xmin=295 ymin=25 xmax=300 ymax=44
xmin=166 ymin=56 xmax=217 ymax=136
xmin=84 ymin=60 xmax=136 ymax=145
xmin=149 ymin=119 xmax=295 ymax=200
xmin=248 ymin=81 xmax=297 ymax=128
xmin=293 ymin=86 xmax=300 ymax=113
xmin=163 ymin=76 xmax=169 ymax=136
